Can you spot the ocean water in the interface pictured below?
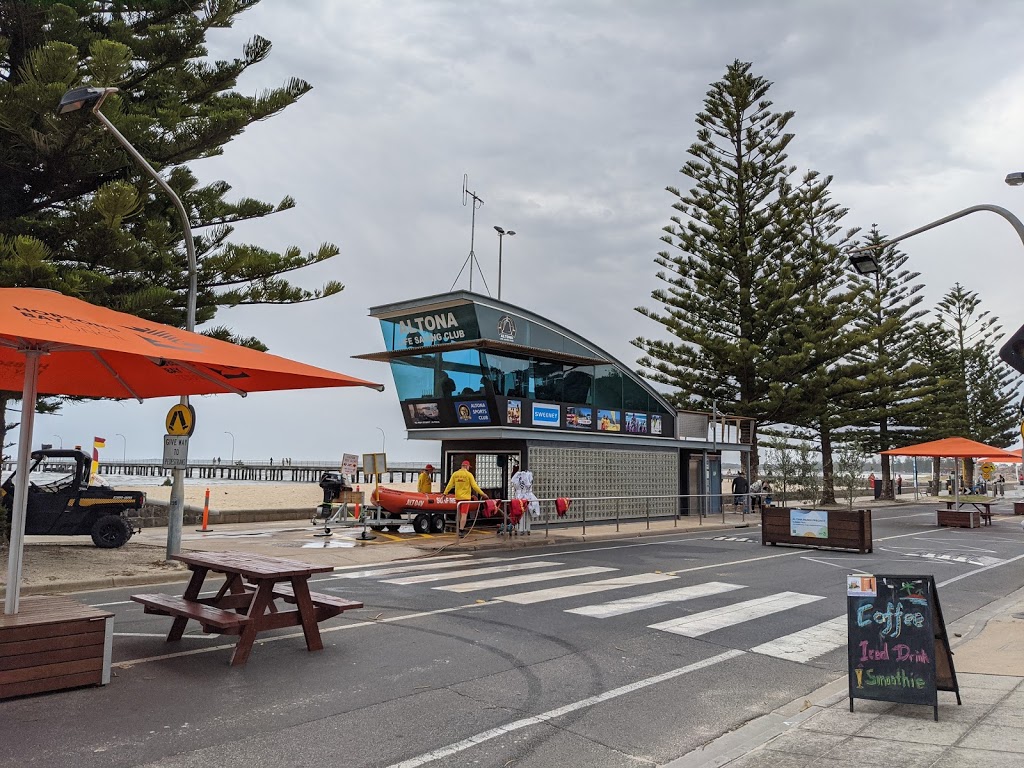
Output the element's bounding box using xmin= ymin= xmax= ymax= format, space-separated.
xmin=2 ymin=471 xmax=308 ymax=488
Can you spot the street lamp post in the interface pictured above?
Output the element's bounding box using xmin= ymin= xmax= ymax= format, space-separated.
xmin=59 ymin=86 xmax=197 ymax=560
xmin=847 ymin=204 xmax=1024 ymax=273
xmin=376 ymin=427 xmax=386 ymax=455
xmin=493 ymin=226 xmax=516 ymax=300
xmin=52 ymin=434 xmax=62 ymax=450
xmin=224 ymin=431 xmax=235 ymax=464
xmin=115 ymin=433 xmax=126 ymax=463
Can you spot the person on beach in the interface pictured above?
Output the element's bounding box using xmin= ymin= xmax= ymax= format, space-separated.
xmin=444 ymin=460 xmax=487 ymax=538
xmin=418 ymin=464 xmax=434 ymax=494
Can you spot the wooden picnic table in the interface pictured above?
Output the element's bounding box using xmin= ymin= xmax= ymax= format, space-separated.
xmin=131 ymin=551 xmax=362 ymax=666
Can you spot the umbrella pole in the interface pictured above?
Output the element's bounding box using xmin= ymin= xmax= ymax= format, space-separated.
xmin=5 ymin=349 xmax=41 ymax=614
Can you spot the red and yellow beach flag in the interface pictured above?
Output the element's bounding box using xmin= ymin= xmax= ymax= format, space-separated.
xmin=90 ymin=436 xmax=105 ymax=485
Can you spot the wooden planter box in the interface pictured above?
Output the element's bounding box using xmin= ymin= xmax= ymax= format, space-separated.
xmin=937 ymin=509 xmax=980 ymax=528
xmin=0 ymin=596 xmax=113 ymax=700
xmin=1014 ymin=502 xmax=1024 ymax=516
xmin=761 ymin=507 xmax=872 ymax=553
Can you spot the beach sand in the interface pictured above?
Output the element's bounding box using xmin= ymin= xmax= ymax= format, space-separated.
xmin=121 ymin=481 xmax=424 ymax=511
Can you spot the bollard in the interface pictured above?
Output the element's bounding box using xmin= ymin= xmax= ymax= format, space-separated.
xmin=195 ymin=487 xmax=212 ymax=532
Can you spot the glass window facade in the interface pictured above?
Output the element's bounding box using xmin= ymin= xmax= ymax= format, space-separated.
xmin=376 ymin=298 xmax=675 ymax=432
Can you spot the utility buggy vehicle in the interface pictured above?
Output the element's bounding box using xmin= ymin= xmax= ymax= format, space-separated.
xmin=1 ymin=449 xmax=145 ymax=548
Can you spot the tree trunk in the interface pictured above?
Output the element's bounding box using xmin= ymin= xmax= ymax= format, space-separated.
xmin=879 ymin=451 xmax=894 ymax=500
xmin=819 ymin=424 xmax=836 ymax=504
xmin=932 ymin=456 xmax=942 ymax=495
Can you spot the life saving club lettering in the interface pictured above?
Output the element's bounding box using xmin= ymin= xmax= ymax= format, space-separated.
xmin=398 ymin=312 xmax=465 ymax=344
xmin=853 ymin=583 xmax=930 ymax=691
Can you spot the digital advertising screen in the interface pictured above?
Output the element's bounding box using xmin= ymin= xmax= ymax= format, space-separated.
xmin=625 ymin=412 xmax=648 ymax=434
xmin=598 ymin=409 xmax=621 ymax=432
xmin=456 ymin=400 xmax=491 ymax=424
xmin=650 ymin=414 xmax=663 ymax=435
xmin=532 ymin=403 xmax=561 ymax=427
xmin=566 ymin=406 xmax=593 ymax=429
xmin=407 ymin=402 xmax=441 ymax=426
xmin=506 ymin=399 xmax=523 ymax=425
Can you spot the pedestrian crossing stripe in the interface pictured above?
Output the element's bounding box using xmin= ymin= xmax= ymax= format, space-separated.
xmin=383 ymin=561 xmax=563 ymax=585
xmin=331 ymin=558 xmax=847 ymax=664
xmin=435 ymin=566 xmax=618 ymax=593
xmin=649 ymin=592 xmax=825 ymax=637
xmin=328 ymin=556 xmax=503 ymax=580
xmin=566 ymin=581 xmax=746 ymax=618
xmin=712 ymin=536 xmax=756 ymax=542
xmin=496 ymin=572 xmax=677 ymax=605
xmin=749 ymin=615 xmax=846 ymax=662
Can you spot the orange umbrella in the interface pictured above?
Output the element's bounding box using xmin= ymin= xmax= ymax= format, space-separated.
xmin=975 ymin=448 xmax=1023 ymax=463
xmin=0 ymin=288 xmax=383 ymax=399
xmin=1 ymin=288 xmax=384 ymax=613
xmin=881 ymin=437 xmax=1020 ymax=507
xmin=881 ymin=437 xmax=1020 ymax=460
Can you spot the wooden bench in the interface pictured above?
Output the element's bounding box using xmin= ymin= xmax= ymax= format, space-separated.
xmin=269 ymin=583 xmax=363 ymax=612
xmin=131 ymin=594 xmax=250 ymax=635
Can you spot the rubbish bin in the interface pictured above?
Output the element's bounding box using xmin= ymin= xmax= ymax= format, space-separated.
xmin=873 ymin=483 xmax=881 ymax=499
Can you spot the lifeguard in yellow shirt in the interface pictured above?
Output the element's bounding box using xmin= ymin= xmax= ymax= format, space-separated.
xmin=417 ymin=464 xmax=434 ymax=494
xmin=444 ymin=460 xmax=487 ymax=537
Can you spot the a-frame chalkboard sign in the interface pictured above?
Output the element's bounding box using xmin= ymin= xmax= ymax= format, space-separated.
xmin=847 ymin=574 xmax=961 ymax=721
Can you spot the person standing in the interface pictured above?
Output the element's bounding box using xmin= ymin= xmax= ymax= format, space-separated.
xmin=731 ymin=471 xmax=748 ymax=511
xmin=762 ymin=479 xmax=773 ymax=507
xmin=896 ymin=475 xmax=903 ymax=495
xmin=510 ymin=462 xmax=539 ymax=536
xmin=749 ymin=478 xmax=763 ymax=511
xmin=444 ymin=460 xmax=487 ymax=538
xmin=868 ymin=472 xmax=875 ymax=490
xmin=418 ymin=464 xmax=434 ymax=494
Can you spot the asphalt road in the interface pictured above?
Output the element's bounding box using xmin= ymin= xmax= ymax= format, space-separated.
xmin=5 ymin=504 xmax=1024 ymax=768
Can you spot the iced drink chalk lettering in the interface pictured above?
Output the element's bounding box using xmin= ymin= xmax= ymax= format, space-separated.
xmin=859 ymin=641 xmax=930 ymax=664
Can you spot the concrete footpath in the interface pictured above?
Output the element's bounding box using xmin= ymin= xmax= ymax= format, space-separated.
xmin=668 ymin=586 xmax=1024 ymax=768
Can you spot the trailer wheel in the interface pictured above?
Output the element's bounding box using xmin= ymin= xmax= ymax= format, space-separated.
xmin=91 ymin=515 xmax=132 ymax=548
xmin=429 ymin=514 xmax=446 ymax=534
xmin=413 ymin=514 xmax=430 ymax=534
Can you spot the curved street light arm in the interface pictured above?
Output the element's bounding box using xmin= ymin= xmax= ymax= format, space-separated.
xmin=847 ymin=204 xmax=1024 ymax=255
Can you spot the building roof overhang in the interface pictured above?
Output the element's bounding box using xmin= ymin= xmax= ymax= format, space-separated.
xmin=354 ymin=338 xmax=607 ymax=367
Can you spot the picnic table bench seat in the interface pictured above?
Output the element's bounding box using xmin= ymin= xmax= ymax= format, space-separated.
xmin=132 ymin=594 xmax=249 ymax=634
xmin=267 ymin=583 xmax=363 ymax=613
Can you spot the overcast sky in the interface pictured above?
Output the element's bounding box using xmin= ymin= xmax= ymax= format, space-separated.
xmin=29 ymin=0 xmax=1024 ymax=464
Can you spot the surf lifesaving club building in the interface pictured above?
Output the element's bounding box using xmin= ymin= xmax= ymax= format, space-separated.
xmin=356 ymin=291 xmax=752 ymax=518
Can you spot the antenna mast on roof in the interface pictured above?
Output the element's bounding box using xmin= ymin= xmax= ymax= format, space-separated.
xmin=450 ymin=174 xmax=492 ymax=295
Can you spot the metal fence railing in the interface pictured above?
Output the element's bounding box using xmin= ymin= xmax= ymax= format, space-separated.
xmin=456 ymin=492 xmax=765 ymax=539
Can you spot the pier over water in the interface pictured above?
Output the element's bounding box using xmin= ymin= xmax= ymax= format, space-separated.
xmin=0 ymin=459 xmax=433 ymax=485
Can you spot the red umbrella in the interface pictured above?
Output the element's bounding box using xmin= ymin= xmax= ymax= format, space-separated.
xmin=1 ymin=288 xmax=384 ymax=613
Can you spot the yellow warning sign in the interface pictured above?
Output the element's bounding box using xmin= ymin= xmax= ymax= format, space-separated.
xmin=166 ymin=404 xmax=196 ymax=437
xmin=980 ymin=461 xmax=996 ymax=481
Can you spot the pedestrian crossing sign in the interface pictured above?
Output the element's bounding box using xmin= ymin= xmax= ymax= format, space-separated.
xmin=165 ymin=403 xmax=196 ymax=437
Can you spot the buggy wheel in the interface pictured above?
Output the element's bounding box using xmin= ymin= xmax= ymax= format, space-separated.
xmin=90 ymin=515 xmax=132 ymax=548
xmin=429 ymin=514 xmax=446 ymax=534
xmin=413 ymin=514 xmax=430 ymax=534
